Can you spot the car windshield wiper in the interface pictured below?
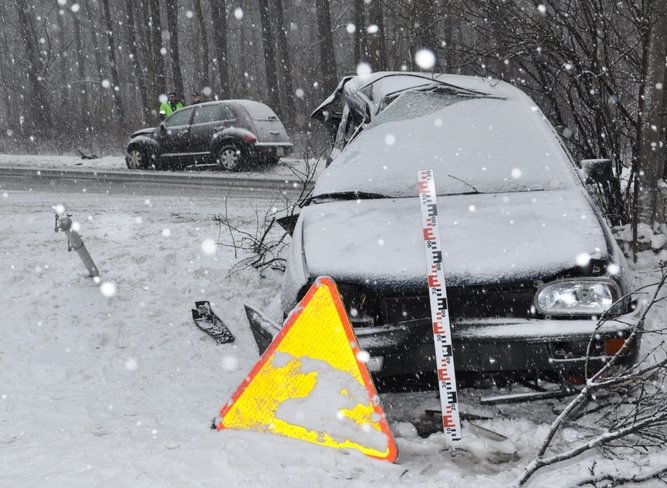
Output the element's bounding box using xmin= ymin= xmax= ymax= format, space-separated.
xmin=353 ymin=73 xmax=492 ymax=98
xmin=447 ymin=174 xmax=481 ymax=194
xmin=305 ymin=191 xmax=391 ymax=204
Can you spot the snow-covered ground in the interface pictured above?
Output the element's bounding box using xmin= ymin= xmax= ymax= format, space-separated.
xmin=1 ymin=154 xmax=665 ymax=487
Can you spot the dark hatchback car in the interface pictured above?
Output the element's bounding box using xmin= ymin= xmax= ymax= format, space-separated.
xmin=125 ymin=100 xmax=292 ymax=171
xmin=245 ymin=72 xmax=643 ymax=389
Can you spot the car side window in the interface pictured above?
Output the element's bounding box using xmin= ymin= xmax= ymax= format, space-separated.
xmin=192 ymin=105 xmax=222 ymax=125
xmin=220 ymin=104 xmax=236 ymax=121
xmin=164 ymin=108 xmax=193 ymax=127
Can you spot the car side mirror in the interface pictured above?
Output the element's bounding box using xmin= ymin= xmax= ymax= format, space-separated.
xmin=276 ymin=207 xmax=300 ymax=236
xmin=159 ymin=123 xmax=166 ymax=132
xmin=579 ymin=159 xmax=613 ymax=184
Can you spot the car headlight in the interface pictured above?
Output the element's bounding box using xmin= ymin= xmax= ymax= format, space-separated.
xmin=535 ymin=278 xmax=620 ymax=316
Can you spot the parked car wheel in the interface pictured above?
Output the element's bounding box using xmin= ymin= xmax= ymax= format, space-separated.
xmin=126 ymin=147 xmax=151 ymax=170
xmin=217 ymin=144 xmax=243 ymax=171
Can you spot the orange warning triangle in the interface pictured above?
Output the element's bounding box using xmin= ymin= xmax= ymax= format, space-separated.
xmin=218 ymin=276 xmax=398 ymax=462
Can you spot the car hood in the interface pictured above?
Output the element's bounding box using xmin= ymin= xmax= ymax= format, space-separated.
xmin=298 ymin=189 xmax=609 ymax=288
xmin=130 ymin=127 xmax=155 ymax=138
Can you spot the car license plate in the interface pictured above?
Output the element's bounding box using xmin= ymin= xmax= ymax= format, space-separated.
xmin=276 ymin=147 xmax=285 ymax=157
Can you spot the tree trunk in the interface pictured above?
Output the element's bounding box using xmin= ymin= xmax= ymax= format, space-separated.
xmin=86 ymin=2 xmax=107 ymax=131
xmin=413 ymin=0 xmax=439 ymax=59
xmin=55 ymin=6 xmax=70 ymax=139
xmin=165 ymin=0 xmax=184 ymax=98
xmin=101 ymin=0 xmax=126 ymax=130
xmin=258 ymin=0 xmax=281 ymax=111
xmin=353 ymin=0 xmax=367 ymax=64
xmin=209 ymin=0 xmax=230 ymax=98
xmin=0 ymin=3 xmax=15 ymax=131
xmin=72 ymin=5 xmax=91 ymax=131
xmin=138 ymin=0 xmax=159 ymax=112
xmin=125 ymin=0 xmax=150 ymax=124
xmin=633 ymin=0 xmax=667 ymax=259
xmin=367 ymin=0 xmax=387 ymax=71
xmin=237 ymin=9 xmax=248 ymax=98
xmin=444 ymin=9 xmax=453 ymax=71
xmin=13 ymin=0 xmax=52 ymax=138
xmin=194 ymin=0 xmax=211 ymax=90
xmin=315 ymin=0 xmax=338 ymax=95
xmin=149 ymin=0 xmax=166 ymax=97
xmin=275 ymin=0 xmax=295 ymax=124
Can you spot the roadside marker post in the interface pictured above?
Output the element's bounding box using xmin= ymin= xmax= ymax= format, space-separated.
xmin=54 ymin=212 xmax=100 ymax=278
xmin=217 ymin=277 xmax=398 ymax=462
xmin=417 ymin=169 xmax=462 ymax=442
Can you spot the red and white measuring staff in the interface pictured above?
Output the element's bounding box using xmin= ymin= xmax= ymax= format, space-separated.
xmin=417 ymin=169 xmax=462 ymax=442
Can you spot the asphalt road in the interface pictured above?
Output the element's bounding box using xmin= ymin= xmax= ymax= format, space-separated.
xmin=0 ymin=165 xmax=312 ymax=201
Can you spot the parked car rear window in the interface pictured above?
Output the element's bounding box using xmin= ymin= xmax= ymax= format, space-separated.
xmin=193 ymin=104 xmax=236 ymax=124
xmin=240 ymin=101 xmax=279 ymax=120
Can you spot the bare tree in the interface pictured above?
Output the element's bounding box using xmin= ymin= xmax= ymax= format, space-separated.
xmin=13 ymin=0 xmax=52 ymax=138
xmin=412 ymin=0 xmax=439 ymax=55
xmin=353 ymin=0 xmax=367 ymax=64
xmin=101 ymin=0 xmax=127 ymax=131
xmin=124 ymin=0 xmax=150 ymax=124
xmin=0 ymin=3 xmax=15 ymax=132
xmin=71 ymin=5 xmax=90 ymax=131
xmin=257 ymin=0 xmax=281 ymax=111
xmin=516 ymin=268 xmax=667 ymax=486
xmin=367 ymin=0 xmax=387 ymax=71
xmin=149 ymin=0 xmax=166 ymax=98
xmin=214 ymin=155 xmax=320 ymax=273
xmin=165 ymin=0 xmax=184 ymax=98
xmin=193 ymin=0 xmax=211 ymax=90
xmin=275 ymin=0 xmax=296 ymax=124
xmin=315 ymin=0 xmax=338 ymax=95
xmin=209 ymin=0 xmax=231 ymax=98
xmin=633 ymin=0 xmax=667 ymax=259
xmin=455 ymin=0 xmax=645 ymax=225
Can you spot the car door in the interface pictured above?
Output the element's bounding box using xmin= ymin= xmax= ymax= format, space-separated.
xmin=189 ymin=104 xmax=237 ymax=161
xmin=155 ymin=107 xmax=194 ymax=163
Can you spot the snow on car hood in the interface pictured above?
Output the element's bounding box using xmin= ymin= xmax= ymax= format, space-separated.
xmin=299 ymin=189 xmax=608 ymax=287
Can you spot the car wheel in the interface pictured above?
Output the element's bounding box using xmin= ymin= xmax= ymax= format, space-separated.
xmin=216 ymin=145 xmax=243 ymax=171
xmin=126 ymin=147 xmax=151 ymax=170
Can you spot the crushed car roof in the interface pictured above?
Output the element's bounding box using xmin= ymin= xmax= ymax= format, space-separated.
xmin=311 ymin=72 xmax=510 ymax=124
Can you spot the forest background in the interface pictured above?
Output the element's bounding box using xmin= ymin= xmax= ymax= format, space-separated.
xmin=2 ymin=0 xmax=667 ymax=231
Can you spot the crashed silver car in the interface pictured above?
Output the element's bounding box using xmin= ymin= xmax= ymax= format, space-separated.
xmin=246 ymin=72 xmax=641 ymax=389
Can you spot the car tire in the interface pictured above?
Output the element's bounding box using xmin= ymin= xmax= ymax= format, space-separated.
xmin=216 ymin=144 xmax=243 ymax=171
xmin=126 ymin=147 xmax=152 ymax=170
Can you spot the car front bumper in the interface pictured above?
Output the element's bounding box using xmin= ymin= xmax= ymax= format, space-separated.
xmin=355 ymin=315 xmax=640 ymax=377
xmin=244 ymin=304 xmax=642 ymax=378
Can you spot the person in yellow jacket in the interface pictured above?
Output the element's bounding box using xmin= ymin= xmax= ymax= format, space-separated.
xmin=158 ymin=92 xmax=184 ymax=121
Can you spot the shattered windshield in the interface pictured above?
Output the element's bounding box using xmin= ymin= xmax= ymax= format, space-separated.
xmin=372 ymin=89 xmax=490 ymax=125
